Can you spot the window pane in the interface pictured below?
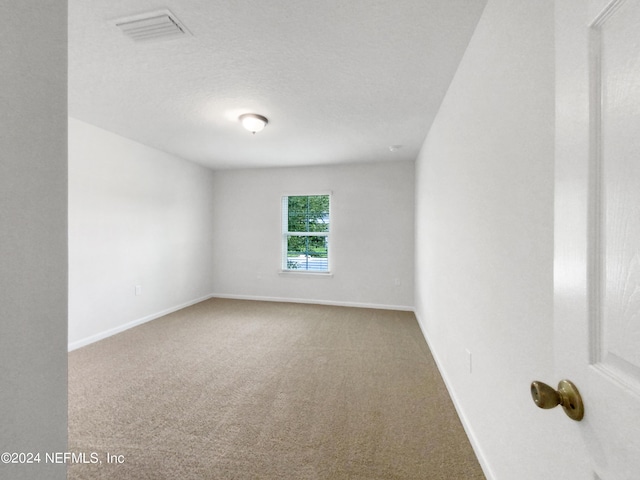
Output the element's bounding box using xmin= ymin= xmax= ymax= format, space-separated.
xmin=286 ymin=235 xmax=328 ymax=271
xmin=287 ymin=195 xmax=329 ymax=233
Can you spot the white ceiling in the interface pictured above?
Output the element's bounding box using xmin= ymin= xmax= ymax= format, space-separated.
xmin=69 ymin=0 xmax=486 ymax=170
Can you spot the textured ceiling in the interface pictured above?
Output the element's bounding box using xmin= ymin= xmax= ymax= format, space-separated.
xmin=69 ymin=0 xmax=486 ymax=170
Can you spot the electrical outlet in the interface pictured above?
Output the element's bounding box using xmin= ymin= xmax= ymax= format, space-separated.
xmin=393 ymin=278 xmax=401 ymax=286
xmin=466 ymin=349 xmax=472 ymax=374
xmin=135 ymin=285 xmax=142 ymax=296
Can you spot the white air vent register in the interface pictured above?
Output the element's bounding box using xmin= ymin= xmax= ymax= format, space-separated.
xmin=114 ymin=10 xmax=191 ymax=42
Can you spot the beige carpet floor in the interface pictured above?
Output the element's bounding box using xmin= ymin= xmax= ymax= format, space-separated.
xmin=68 ymin=298 xmax=485 ymax=479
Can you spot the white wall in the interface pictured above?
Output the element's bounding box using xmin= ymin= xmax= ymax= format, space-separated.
xmin=68 ymin=118 xmax=216 ymax=349
xmin=212 ymin=161 xmax=414 ymax=309
xmin=414 ymin=1 xmax=587 ymax=478
xmin=0 ymin=3 xmax=67 ymax=479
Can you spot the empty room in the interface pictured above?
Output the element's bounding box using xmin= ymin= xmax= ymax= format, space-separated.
xmin=3 ymin=1 xmax=640 ymax=479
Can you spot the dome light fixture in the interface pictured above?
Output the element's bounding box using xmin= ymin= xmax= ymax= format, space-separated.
xmin=239 ymin=113 xmax=268 ymax=134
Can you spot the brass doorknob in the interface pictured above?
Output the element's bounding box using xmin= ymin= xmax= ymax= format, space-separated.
xmin=530 ymin=379 xmax=584 ymax=421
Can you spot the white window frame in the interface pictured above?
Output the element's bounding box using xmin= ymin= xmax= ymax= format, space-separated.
xmin=281 ymin=193 xmax=331 ymax=274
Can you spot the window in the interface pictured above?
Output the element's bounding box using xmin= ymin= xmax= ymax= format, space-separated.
xmin=282 ymin=194 xmax=330 ymax=272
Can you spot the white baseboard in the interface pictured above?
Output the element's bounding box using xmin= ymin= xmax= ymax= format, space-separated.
xmin=413 ymin=309 xmax=496 ymax=480
xmin=69 ymin=293 xmax=412 ymax=352
xmin=68 ymin=293 xmax=214 ymax=352
xmin=211 ymin=293 xmax=414 ymax=312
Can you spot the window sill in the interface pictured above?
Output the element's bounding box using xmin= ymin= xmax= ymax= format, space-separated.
xmin=278 ymin=270 xmax=333 ymax=277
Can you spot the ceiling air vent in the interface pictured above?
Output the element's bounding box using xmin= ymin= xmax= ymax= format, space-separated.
xmin=114 ymin=10 xmax=191 ymax=42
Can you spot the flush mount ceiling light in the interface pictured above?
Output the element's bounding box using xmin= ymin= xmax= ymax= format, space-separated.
xmin=239 ymin=113 xmax=268 ymax=134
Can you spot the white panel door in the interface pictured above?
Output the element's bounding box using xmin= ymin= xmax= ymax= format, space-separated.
xmin=555 ymin=0 xmax=640 ymax=478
